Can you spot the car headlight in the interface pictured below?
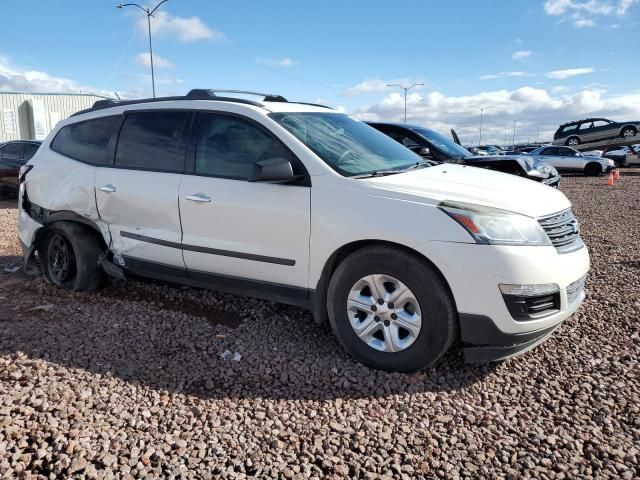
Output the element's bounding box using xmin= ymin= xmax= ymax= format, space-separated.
xmin=439 ymin=201 xmax=551 ymax=246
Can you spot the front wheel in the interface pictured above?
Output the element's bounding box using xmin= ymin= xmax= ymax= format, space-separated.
xmin=584 ymin=162 xmax=602 ymax=177
xmin=40 ymin=222 xmax=105 ymax=291
xmin=327 ymin=246 xmax=457 ymax=372
xmin=565 ymin=136 xmax=580 ymax=146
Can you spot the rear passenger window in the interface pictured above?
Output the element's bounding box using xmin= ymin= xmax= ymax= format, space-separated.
xmin=51 ymin=116 xmax=120 ymax=165
xmin=115 ymin=111 xmax=189 ymax=173
xmin=23 ymin=144 xmax=39 ymax=160
xmin=195 ymin=113 xmax=292 ymax=180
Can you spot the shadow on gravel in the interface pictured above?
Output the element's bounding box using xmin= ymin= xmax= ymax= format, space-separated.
xmin=0 ymin=270 xmax=499 ymax=400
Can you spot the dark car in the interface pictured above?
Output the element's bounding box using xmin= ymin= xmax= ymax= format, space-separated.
xmin=0 ymin=140 xmax=41 ymax=195
xmin=367 ymin=122 xmax=560 ymax=187
xmin=552 ymin=118 xmax=640 ymax=147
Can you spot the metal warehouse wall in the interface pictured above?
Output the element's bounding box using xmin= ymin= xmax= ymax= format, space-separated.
xmin=0 ymin=92 xmax=107 ymax=142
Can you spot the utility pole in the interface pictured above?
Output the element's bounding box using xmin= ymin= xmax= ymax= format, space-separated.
xmin=478 ymin=106 xmax=493 ymax=146
xmin=386 ymin=83 xmax=425 ymax=123
xmin=536 ymin=125 xmax=540 ymax=143
xmin=117 ymin=0 xmax=169 ymax=98
xmin=512 ymin=120 xmax=517 ymax=148
xmin=504 ymin=126 xmax=508 ymax=146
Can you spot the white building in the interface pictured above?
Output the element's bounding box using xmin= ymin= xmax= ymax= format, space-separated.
xmin=1 ymin=92 xmax=108 ymax=143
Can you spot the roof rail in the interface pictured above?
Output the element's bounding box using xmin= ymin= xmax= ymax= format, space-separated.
xmin=186 ymin=89 xmax=288 ymax=103
xmin=71 ymin=93 xmax=265 ymax=117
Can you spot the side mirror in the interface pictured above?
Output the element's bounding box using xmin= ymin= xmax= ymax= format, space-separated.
xmin=408 ymin=145 xmax=432 ymax=158
xmin=249 ymin=157 xmax=301 ymax=183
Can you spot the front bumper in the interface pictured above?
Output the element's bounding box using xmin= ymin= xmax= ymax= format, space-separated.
xmin=460 ymin=314 xmax=562 ymax=362
xmin=414 ymin=241 xmax=590 ymax=362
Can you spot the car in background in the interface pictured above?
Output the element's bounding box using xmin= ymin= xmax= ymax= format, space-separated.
xmin=477 ymin=145 xmax=507 ymax=155
xmin=0 ymin=140 xmax=41 ymax=196
xmin=602 ymin=145 xmax=640 ymax=167
xmin=527 ymin=145 xmax=615 ymax=176
xmin=553 ymin=118 xmax=640 ymax=146
xmin=368 ymin=122 xmax=560 ymax=187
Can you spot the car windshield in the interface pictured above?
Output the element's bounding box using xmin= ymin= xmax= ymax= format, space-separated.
xmin=410 ymin=127 xmax=471 ymax=159
xmin=269 ymin=112 xmax=424 ymax=177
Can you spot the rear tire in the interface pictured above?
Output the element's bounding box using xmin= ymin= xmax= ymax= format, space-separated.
xmin=327 ymin=245 xmax=457 ymax=372
xmin=621 ymin=126 xmax=636 ymax=139
xmin=584 ymin=162 xmax=602 ymax=177
xmin=40 ymin=222 xmax=105 ymax=291
xmin=565 ymin=136 xmax=580 ymax=146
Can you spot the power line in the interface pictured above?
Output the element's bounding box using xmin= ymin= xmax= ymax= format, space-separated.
xmin=103 ymin=24 xmax=138 ymax=94
xmin=220 ymin=46 xmax=341 ymax=92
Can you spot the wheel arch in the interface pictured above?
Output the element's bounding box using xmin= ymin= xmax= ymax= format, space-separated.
xmin=311 ymin=239 xmax=457 ymax=325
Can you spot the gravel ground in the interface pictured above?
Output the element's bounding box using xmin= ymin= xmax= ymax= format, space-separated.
xmin=0 ymin=172 xmax=639 ymax=479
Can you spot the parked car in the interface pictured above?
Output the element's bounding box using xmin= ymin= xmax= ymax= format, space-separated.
xmin=602 ymin=145 xmax=640 ymax=167
xmin=0 ymin=140 xmax=41 ymax=195
xmin=553 ymin=118 xmax=640 ymax=146
xmin=18 ymin=89 xmax=589 ymax=372
xmin=527 ymin=145 xmax=615 ymax=175
xmin=367 ymin=122 xmax=560 ymax=187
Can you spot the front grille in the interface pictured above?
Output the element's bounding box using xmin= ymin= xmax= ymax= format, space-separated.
xmin=567 ymin=275 xmax=587 ymax=308
xmin=538 ymin=209 xmax=582 ymax=253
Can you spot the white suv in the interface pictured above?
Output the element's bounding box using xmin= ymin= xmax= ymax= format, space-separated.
xmin=17 ymin=89 xmax=590 ymax=372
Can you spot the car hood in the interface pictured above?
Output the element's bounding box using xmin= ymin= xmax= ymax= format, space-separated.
xmin=367 ymin=163 xmax=570 ymax=218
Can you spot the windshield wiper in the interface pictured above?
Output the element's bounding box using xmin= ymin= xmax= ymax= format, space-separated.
xmin=351 ymin=169 xmax=404 ymax=179
xmin=351 ymin=161 xmax=434 ymax=179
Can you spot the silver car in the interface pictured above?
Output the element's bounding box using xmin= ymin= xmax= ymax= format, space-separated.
xmin=528 ymin=146 xmax=615 ymax=176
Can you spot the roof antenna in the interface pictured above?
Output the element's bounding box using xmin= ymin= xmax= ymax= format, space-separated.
xmin=114 ymin=91 xmax=121 ymax=100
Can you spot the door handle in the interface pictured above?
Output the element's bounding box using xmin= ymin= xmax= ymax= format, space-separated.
xmin=184 ymin=193 xmax=211 ymax=203
xmin=98 ymin=184 xmax=117 ymax=193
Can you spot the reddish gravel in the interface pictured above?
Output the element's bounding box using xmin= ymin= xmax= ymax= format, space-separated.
xmin=0 ymin=172 xmax=638 ymax=479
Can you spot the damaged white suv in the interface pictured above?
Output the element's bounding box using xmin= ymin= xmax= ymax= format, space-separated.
xmin=18 ymin=89 xmax=590 ymax=371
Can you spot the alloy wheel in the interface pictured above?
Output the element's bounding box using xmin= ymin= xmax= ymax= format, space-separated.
xmin=347 ymin=274 xmax=422 ymax=352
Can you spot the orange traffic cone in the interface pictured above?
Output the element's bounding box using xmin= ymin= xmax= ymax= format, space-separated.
xmin=607 ymin=172 xmax=614 ymax=186
xmin=614 ymin=168 xmax=621 ymax=180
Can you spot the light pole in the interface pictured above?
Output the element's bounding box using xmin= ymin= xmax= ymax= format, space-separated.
xmin=512 ymin=120 xmax=517 ymax=148
xmin=387 ymin=83 xmax=424 ymax=123
xmin=117 ymin=0 xmax=169 ymax=98
xmin=504 ymin=126 xmax=508 ymax=146
xmin=478 ymin=106 xmax=493 ymax=146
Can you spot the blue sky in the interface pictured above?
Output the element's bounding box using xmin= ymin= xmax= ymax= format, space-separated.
xmin=1 ymin=0 xmax=639 ymax=143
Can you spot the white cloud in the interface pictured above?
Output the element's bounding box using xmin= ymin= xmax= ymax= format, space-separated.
xmin=481 ymin=71 xmax=532 ymax=80
xmin=349 ymin=85 xmax=640 ymax=144
xmin=574 ymin=18 xmax=596 ymax=26
xmin=136 ymin=52 xmax=174 ymax=69
xmin=136 ymin=11 xmax=224 ymax=43
xmin=255 ymin=57 xmax=298 ymax=68
xmin=545 ymin=67 xmax=595 ymax=79
xmin=0 ymin=57 xmax=114 ymax=97
xmin=343 ymin=78 xmax=425 ymax=96
xmin=512 ymin=50 xmax=532 ymax=60
xmin=544 ymin=0 xmax=638 ymax=27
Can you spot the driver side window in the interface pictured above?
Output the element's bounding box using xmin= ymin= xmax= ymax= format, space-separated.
xmin=195 ymin=113 xmax=292 ymax=180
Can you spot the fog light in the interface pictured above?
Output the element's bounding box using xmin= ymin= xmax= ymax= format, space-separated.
xmin=499 ymin=283 xmax=559 ymax=297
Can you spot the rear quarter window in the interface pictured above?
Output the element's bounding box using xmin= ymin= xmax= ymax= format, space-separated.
xmin=51 ymin=116 xmax=120 ymax=165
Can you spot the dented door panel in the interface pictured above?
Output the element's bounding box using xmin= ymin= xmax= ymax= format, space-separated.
xmin=94 ymin=168 xmax=185 ymax=268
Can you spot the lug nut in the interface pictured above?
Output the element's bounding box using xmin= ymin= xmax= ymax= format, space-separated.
xmin=374 ymin=316 xmax=380 ymax=322
xmin=391 ymin=313 xmax=397 ymax=320
xmin=371 ymin=305 xmax=377 ymax=312
xmin=388 ymin=302 xmax=395 ymax=309
xmin=377 ymin=298 xmax=384 ymax=305
xmin=384 ymin=320 xmax=391 ymax=327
